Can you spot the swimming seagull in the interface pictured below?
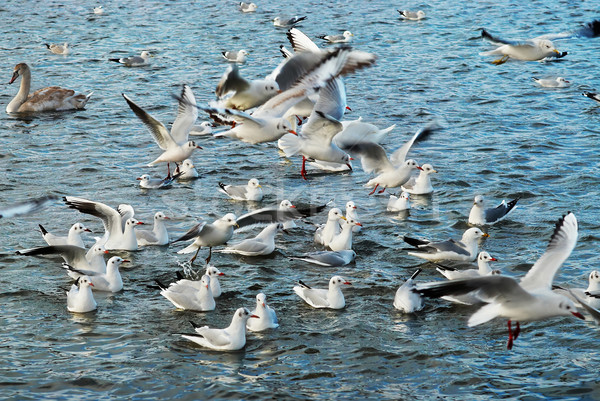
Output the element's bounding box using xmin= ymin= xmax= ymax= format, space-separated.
xmin=178 ymin=159 xmax=198 ymax=179
xmin=290 ymin=250 xmax=356 ymax=267
xmin=387 ymin=191 xmax=411 ymax=212
xmin=109 ymin=51 xmax=152 ymax=67
xmin=156 ymin=274 xmax=215 ymax=311
xmin=239 ymin=2 xmax=257 ymax=12
xmin=480 ymin=29 xmax=563 ymax=65
xmin=532 ymin=77 xmax=570 ymax=88
xmin=39 ymin=222 xmax=91 ymax=248
xmin=401 ymin=163 xmax=437 ymax=195
xmin=63 ymin=196 xmax=144 ymax=251
xmin=555 ymin=270 xmax=600 ymax=310
xmin=189 ymin=121 xmax=213 ymax=136
xmin=0 ymin=195 xmax=58 ymax=219
xmin=175 ymin=264 xmax=225 ymax=297
xmin=182 ymin=307 xmax=258 ymax=351
xmin=345 ymin=201 xmax=361 ymax=232
xmin=436 ymin=251 xmax=498 ymax=281
xmin=294 ymin=276 xmax=351 ymax=309
xmin=273 ymin=16 xmax=307 ymax=28
xmin=394 ymin=269 xmax=425 ymax=313
xmin=218 ymin=223 xmax=283 ymax=256
xmin=582 ymin=92 xmax=600 ymax=103
xmin=137 ymin=173 xmax=181 ymax=189
xmin=45 ymin=43 xmax=69 ymax=55
xmin=328 ymin=219 xmax=362 ymax=251
xmin=317 ymin=31 xmax=353 ymax=43
xmin=16 ymin=244 xmax=109 ymax=275
xmin=135 ymin=212 xmax=170 ymax=246
xmin=314 ymin=208 xmax=346 ymax=247
xmin=468 ymin=195 xmax=519 ymax=226
xmin=346 ymin=124 xmax=438 ymax=194
xmin=122 ymin=85 xmax=200 ymax=177
xmin=414 ymin=212 xmax=584 ymax=349
xmin=63 ymin=256 xmax=128 ymax=293
xmin=66 ymin=276 xmax=96 ymax=313
xmin=222 ymin=50 xmax=249 ymax=63
xmin=404 ymin=227 xmax=489 ymax=262
xmin=247 ymin=293 xmax=279 ymax=332
xmin=174 ymin=213 xmax=238 ymax=264
xmin=397 ymin=10 xmax=426 ymax=20
xmin=218 ymin=178 xmax=263 ymax=201
xmin=93 ymin=6 xmax=104 ymax=14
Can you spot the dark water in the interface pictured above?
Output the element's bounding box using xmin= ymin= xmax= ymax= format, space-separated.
xmin=1 ymin=0 xmax=600 ymax=399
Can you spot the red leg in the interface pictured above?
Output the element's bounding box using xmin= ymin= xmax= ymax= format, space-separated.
xmin=296 ymin=115 xmax=302 ymax=126
xmin=378 ymin=187 xmax=386 ymax=194
xmin=368 ymin=184 xmax=379 ymax=195
xmin=513 ymin=321 xmax=520 ymax=341
xmin=507 ymin=320 xmax=514 ymax=350
xmin=301 ymin=156 xmax=307 ymax=180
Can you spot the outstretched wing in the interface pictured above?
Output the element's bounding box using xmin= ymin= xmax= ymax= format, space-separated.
xmin=170 ymin=84 xmax=198 ymax=145
xmin=122 ymin=94 xmax=175 ymax=150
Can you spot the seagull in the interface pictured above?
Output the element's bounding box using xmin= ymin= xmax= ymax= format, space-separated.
xmin=16 ymin=244 xmax=109 ymax=275
xmin=555 ymin=270 xmax=600 ymax=310
xmin=345 ymin=201 xmax=361 ymax=232
xmin=63 ymin=196 xmax=144 ymax=251
xmin=63 ymin=256 xmax=128 ymax=293
xmin=393 ymin=269 xmax=424 ymax=313
xmin=314 ymin=208 xmax=346 ymax=247
xmin=214 ymin=64 xmax=281 ymax=111
xmin=404 ymin=227 xmax=489 ymax=262
xmin=328 ymin=219 xmax=362 ymax=251
xmin=401 ymin=163 xmax=437 ymax=195
xmin=436 ymin=251 xmax=498 ymax=280
xmin=39 ymin=222 xmax=91 ymax=248
xmin=135 ymin=212 xmax=170 ymax=246
xmin=239 ymin=2 xmax=257 ymax=12
xmin=532 ymin=77 xmax=570 ymax=88
xmin=93 ymin=6 xmax=104 ymax=14
xmin=0 ymin=195 xmax=57 ymax=219
xmin=109 ymin=51 xmax=151 ymax=67
xmin=398 ymin=10 xmax=426 ymax=20
xmin=189 ymin=121 xmax=213 ymax=136
xmin=387 ymin=191 xmax=411 ymax=212
xmin=174 ymin=213 xmax=238 ymax=264
xmin=218 ymin=178 xmax=263 ymax=201
xmin=122 ymin=85 xmax=200 ymax=178
xmin=175 ymin=264 xmax=225 ymax=298
xmin=235 ymin=200 xmax=326 ymax=230
xmin=317 ymin=31 xmax=353 ymax=43
xmin=273 ymin=16 xmax=307 ymax=28
xmin=346 ymin=124 xmax=437 ymax=194
xmin=480 ymin=29 xmax=562 ymax=65
xmin=156 ymin=274 xmax=215 ymax=311
xmin=290 ymin=250 xmax=356 ymax=267
xmin=45 ymin=43 xmax=69 ymax=55
xmin=218 ymin=223 xmax=283 ymax=256
xmin=66 ymin=276 xmax=96 ymax=313
xmin=468 ymin=195 xmax=519 ymax=226
xmin=583 ymin=92 xmax=600 ymax=103
xmin=222 ymin=50 xmax=249 ymax=63
xmin=247 ymin=293 xmax=279 ymax=331
xmin=294 ymin=276 xmax=351 ymax=309
xmin=182 ymin=307 xmax=258 ymax=351
xmin=136 ymin=173 xmax=181 ymax=189
xmin=178 ymin=159 xmax=198 ymax=180
xmin=414 ymin=212 xmax=584 ymax=349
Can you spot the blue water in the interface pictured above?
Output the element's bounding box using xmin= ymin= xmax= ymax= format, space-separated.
xmin=1 ymin=0 xmax=600 ymax=399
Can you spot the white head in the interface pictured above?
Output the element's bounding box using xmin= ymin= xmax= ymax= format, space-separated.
xmin=346 ymin=201 xmax=357 ymax=211
xmin=555 ymin=297 xmax=584 ymax=319
xmin=463 ymin=227 xmax=489 ymax=241
xmin=107 ymin=256 xmax=128 ymax=271
xmin=273 ymin=17 xmax=282 ymax=24
xmin=186 ymin=140 xmax=202 ymax=150
xmin=400 ymin=191 xmax=410 ymax=201
xmin=126 ymin=218 xmax=143 ymax=228
xmin=78 ymin=275 xmax=94 ymax=288
xmin=140 ymin=51 xmax=151 ymax=58
xmin=477 ymin=251 xmax=497 ymax=274
xmin=533 ymin=39 xmax=559 ymax=57
xmin=343 ymin=31 xmax=353 ymax=38
xmin=329 ymin=275 xmax=352 ymax=289
xmin=240 ymin=50 xmax=249 ymax=56
xmin=182 ymin=159 xmax=195 ymax=170
xmin=417 ymin=10 xmax=425 ymax=17
xmin=404 ymin=159 xmax=422 ymax=171
xmin=219 ymin=213 xmax=238 ymax=227
xmin=276 ymin=119 xmax=295 ymax=135
xmin=420 ymin=164 xmax=437 ymax=174
xmin=248 ymin=178 xmax=261 ymax=188
xmin=233 ymin=307 xmax=259 ymax=323
xmin=154 ymin=212 xmax=169 ymax=221
xmin=557 ymin=77 xmax=568 ymax=83
xmin=200 ymin=274 xmax=211 ymax=289
xmin=90 ymin=245 xmax=108 ymax=257
xmin=588 ymin=271 xmax=600 ymax=286
xmin=205 ymin=264 xmax=224 ymax=278
xmin=473 ymin=195 xmax=485 ymax=208
xmin=256 ymin=293 xmax=267 ymax=308
xmin=279 ymin=199 xmax=296 ymax=209
xmin=137 ymin=174 xmax=151 ymax=183
xmin=345 ymin=218 xmax=362 ymax=228
xmin=261 ymin=80 xmax=280 ymax=97
xmin=71 ymin=223 xmax=92 ymax=234
xmin=328 ymin=208 xmax=345 ymax=222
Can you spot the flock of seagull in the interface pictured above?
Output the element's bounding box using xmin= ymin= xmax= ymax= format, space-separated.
xmin=3 ymin=4 xmax=600 ymax=352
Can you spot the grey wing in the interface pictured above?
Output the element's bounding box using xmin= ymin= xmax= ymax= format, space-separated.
xmin=216 ymin=64 xmax=250 ymax=97
xmin=236 ymin=207 xmax=300 ymax=229
xmin=345 ymin=142 xmax=393 ymax=174
xmin=418 ymin=239 xmax=470 ymax=256
xmin=122 ymin=94 xmax=175 ymax=150
xmin=195 ymin=328 xmax=231 ymax=347
xmin=173 ymin=221 xmax=207 ymax=242
xmin=221 ymin=184 xmax=248 ymax=199
xmin=312 ymin=78 xmax=346 ymax=121
xmin=227 ymin=239 xmax=269 ymax=254
xmin=170 ymin=84 xmax=198 ymax=145
xmin=197 ymin=105 xmax=263 ymax=127
xmin=520 ymin=212 xmax=578 ymax=291
xmin=569 ymin=290 xmax=600 ymax=324
xmin=274 ymin=50 xmax=323 ymax=91
xmin=389 ymin=123 xmax=438 ymax=166
xmin=0 ymin=195 xmax=57 ymax=218
xmin=415 ymin=275 xmax=534 ymax=304
xmin=17 ymin=245 xmax=88 ymax=266
xmin=294 ymin=251 xmax=346 ymax=266
xmin=484 ymin=198 xmax=519 ymax=223
xmin=301 ymin=110 xmax=343 ymax=144
xmin=136 ymin=229 xmax=158 ymax=243
xmin=125 ymin=55 xmax=145 ymax=65
xmin=64 ymin=196 xmax=121 ymax=238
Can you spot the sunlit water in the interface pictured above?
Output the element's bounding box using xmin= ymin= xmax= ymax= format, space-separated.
xmin=1 ymin=0 xmax=599 ymax=399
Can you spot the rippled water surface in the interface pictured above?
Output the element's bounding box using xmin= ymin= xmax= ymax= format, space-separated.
xmin=1 ymin=0 xmax=600 ymax=399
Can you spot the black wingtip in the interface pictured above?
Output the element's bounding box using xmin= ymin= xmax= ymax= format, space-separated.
xmin=298 ymin=279 xmax=311 ymax=289
xmin=108 ymin=58 xmax=120 ymax=63
xmin=189 ymin=320 xmax=202 ymax=329
xmin=218 ymin=182 xmax=227 ymax=191
xmin=45 ymin=43 xmax=50 ymax=49
xmin=433 ymin=262 xmax=455 ymax=272
xmin=39 ymin=224 xmax=48 ymax=236
xmin=175 ymin=271 xmax=185 ymax=280
xmin=154 ymin=278 xmax=168 ymax=290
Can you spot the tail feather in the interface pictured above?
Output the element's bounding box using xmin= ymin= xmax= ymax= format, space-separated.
xmin=278 ymin=133 xmax=302 ymax=157
xmin=403 ymin=235 xmax=429 ymax=247
xmin=298 ymin=279 xmax=311 ymax=289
